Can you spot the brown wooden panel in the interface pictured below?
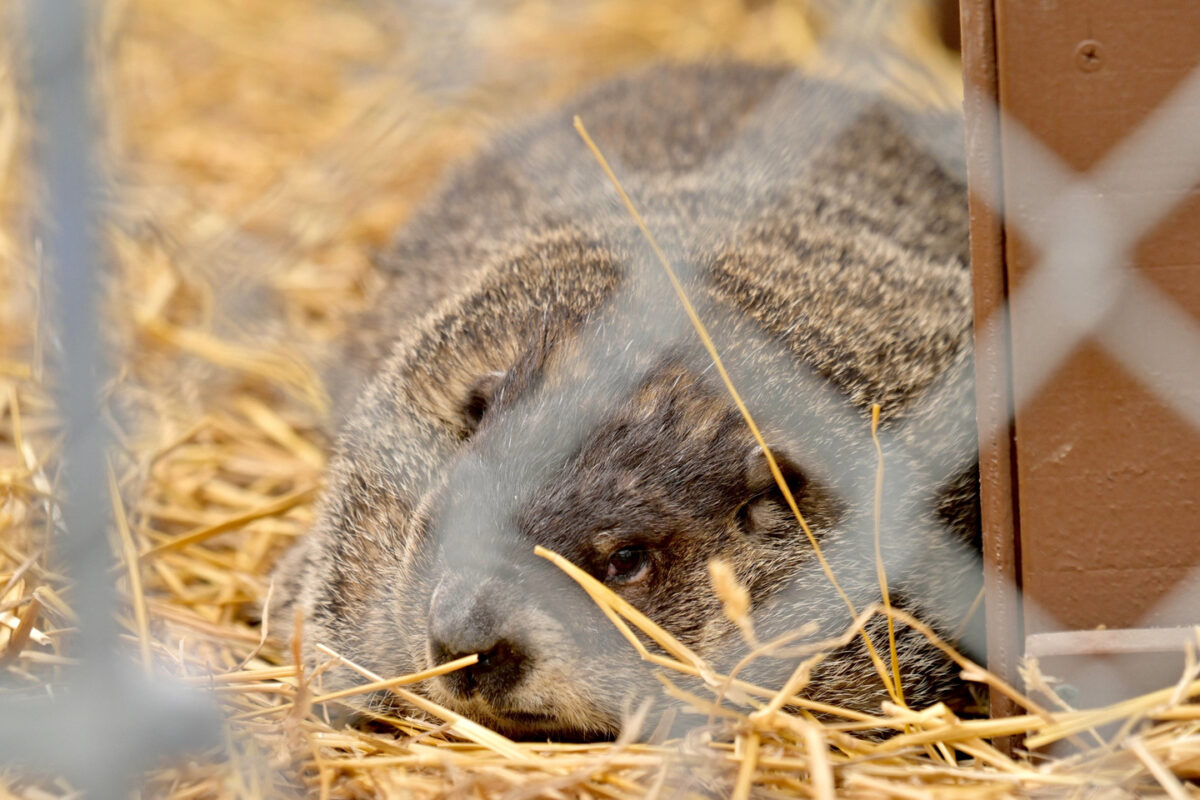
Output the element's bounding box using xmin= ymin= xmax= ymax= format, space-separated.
xmin=1137 ymin=191 xmax=1200 ymax=301
xmin=993 ymin=0 xmax=1200 ymax=646
xmin=996 ymin=1 xmax=1200 ymax=171
xmin=1019 ymin=344 xmax=1200 ymax=632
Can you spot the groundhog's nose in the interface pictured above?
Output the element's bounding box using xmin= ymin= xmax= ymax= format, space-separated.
xmin=428 ymin=580 xmax=531 ymax=701
xmin=430 ymin=635 xmax=529 ymax=700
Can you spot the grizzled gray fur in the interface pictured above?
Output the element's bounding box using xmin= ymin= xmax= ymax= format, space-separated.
xmin=273 ymin=62 xmax=981 ymax=741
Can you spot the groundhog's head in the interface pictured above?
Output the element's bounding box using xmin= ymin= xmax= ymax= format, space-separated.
xmin=410 ymin=339 xmax=849 ymax=739
xmin=274 ymin=222 xmax=980 ymax=740
xmin=270 ymin=65 xmax=981 ymax=740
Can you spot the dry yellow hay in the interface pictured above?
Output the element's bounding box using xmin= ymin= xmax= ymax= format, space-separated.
xmin=1 ymin=0 xmax=1199 ymax=798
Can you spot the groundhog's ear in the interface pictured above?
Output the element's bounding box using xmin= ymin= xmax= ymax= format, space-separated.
xmin=739 ymin=445 xmax=809 ymax=535
xmin=461 ymin=370 xmax=507 ymax=435
xmin=743 ymin=444 xmax=805 ymax=496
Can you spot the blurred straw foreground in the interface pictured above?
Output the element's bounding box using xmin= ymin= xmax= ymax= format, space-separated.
xmin=1 ymin=0 xmax=1199 ymax=797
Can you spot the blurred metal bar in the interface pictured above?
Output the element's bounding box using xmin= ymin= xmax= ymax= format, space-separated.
xmin=1 ymin=3 xmax=220 ymax=797
xmin=24 ymin=0 xmax=116 ymax=669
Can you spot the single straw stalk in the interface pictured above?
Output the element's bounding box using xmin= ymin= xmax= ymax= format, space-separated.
xmin=870 ymin=404 xmax=904 ymax=707
xmin=140 ymin=485 xmax=318 ymax=560
xmin=730 ymin=731 xmax=760 ymax=800
xmin=314 ymin=643 xmax=534 ymax=762
xmin=536 ymin=546 xmax=886 ymax=726
xmin=573 ymin=115 xmax=901 ymax=707
xmin=109 ymin=460 xmax=153 ymax=673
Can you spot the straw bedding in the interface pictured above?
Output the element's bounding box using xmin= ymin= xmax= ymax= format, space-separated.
xmin=1 ymin=1 xmax=1198 ymax=797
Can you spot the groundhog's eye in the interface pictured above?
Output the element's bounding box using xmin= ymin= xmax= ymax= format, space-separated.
xmin=461 ymin=370 xmax=506 ymax=436
xmin=606 ymin=546 xmax=649 ymax=584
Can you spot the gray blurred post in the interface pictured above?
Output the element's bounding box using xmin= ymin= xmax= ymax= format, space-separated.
xmin=26 ymin=0 xmax=116 ymax=672
xmin=0 ymin=1 xmax=220 ymax=796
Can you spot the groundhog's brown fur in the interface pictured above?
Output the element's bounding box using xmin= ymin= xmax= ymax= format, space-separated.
xmin=273 ymin=62 xmax=981 ymax=741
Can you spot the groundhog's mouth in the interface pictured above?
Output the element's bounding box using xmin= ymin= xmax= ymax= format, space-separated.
xmin=487 ymin=709 xmax=556 ymax=724
xmin=433 ymin=690 xmax=618 ymax=741
xmin=485 ymin=714 xmax=618 ymax=743
xmin=446 ymin=695 xmax=555 ymax=726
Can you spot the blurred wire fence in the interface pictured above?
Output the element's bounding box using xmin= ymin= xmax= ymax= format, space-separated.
xmin=0 ymin=0 xmax=1197 ymax=796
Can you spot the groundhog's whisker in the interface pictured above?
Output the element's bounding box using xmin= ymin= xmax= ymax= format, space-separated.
xmin=573 ymin=115 xmax=901 ymax=706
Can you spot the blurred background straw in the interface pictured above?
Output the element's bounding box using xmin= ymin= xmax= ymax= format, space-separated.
xmin=3 ymin=1 xmax=1197 ymax=798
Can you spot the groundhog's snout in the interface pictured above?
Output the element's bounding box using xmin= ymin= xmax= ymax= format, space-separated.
xmin=427 ymin=573 xmax=535 ymax=704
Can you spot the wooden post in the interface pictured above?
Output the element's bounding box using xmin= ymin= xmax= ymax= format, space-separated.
xmin=961 ymin=0 xmax=1200 ymax=718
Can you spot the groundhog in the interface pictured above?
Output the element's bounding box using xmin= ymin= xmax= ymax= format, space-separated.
xmin=272 ymin=62 xmax=982 ymax=741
